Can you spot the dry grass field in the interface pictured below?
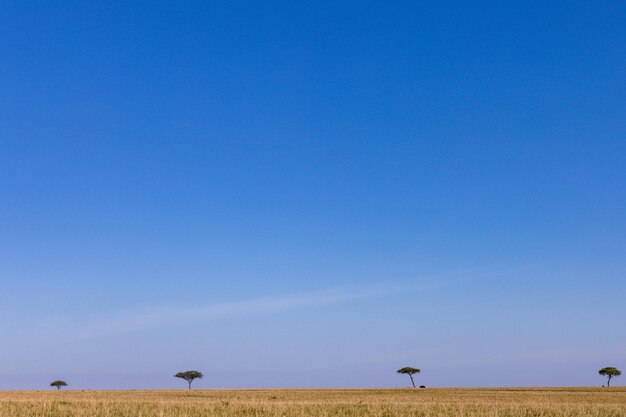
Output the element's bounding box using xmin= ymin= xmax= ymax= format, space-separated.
xmin=1 ymin=387 xmax=625 ymax=417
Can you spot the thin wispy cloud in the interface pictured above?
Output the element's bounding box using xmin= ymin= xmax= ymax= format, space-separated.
xmin=29 ymin=267 xmax=529 ymax=342
xmin=60 ymin=284 xmax=419 ymax=341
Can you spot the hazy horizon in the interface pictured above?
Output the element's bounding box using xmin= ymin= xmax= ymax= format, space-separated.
xmin=1 ymin=1 xmax=625 ymax=390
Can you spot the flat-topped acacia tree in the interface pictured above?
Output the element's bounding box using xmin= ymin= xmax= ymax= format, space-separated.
xmin=175 ymin=370 xmax=204 ymax=389
xmin=50 ymin=380 xmax=68 ymax=390
xmin=599 ymin=367 xmax=621 ymax=387
xmin=397 ymin=367 xmax=421 ymax=388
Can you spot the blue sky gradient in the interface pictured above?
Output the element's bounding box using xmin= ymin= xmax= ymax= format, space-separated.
xmin=1 ymin=1 xmax=625 ymax=389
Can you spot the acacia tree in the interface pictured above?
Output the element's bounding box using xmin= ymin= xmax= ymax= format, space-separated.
xmin=50 ymin=380 xmax=68 ymax=390
xmin=599 ymin=367 xmax=621 ymax=387
xmin=397 ymin=367 xmax=421 ymax=388
xmin=175 ymin=370 xmax=204 ymax=389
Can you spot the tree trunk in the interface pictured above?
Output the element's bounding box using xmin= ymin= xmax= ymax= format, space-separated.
xmin=188 ymin=380 xmax=192 ymax=389
xmin=409 ymin=374 xmax=416 ymax=388
xmin=57 ymin=386 xmax=60 ymax=390
xmin=608 ymin=375 xmax=612 ymax=387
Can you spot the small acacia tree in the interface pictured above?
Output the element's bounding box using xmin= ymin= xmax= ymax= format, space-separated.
xmin=397 ymin=367 xmax=421 ymax=388
xmin=50 ymin=380 xmax=68 ymax=390
xmin=599 ymin=367 xmax=621 ymax=387
xmin=175 ymin=370 xmax=203 ymax=389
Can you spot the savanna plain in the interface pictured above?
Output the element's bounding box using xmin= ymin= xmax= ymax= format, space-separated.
xmin=1 ymin=387 xmax=625 ymax=417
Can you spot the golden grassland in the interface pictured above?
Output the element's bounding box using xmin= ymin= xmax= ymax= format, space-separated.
xmin=1 ymin=387 xmax=625 ymax=417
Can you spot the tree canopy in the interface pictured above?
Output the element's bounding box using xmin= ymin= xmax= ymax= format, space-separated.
xmin=599 ymin=367 xmax=621 ymax=387
xmin=397 ymin=367 xmax=421 ymax=375
xmin=50 ymin=380 xmax=68 ymax=390
xmin=174 ymin=370 xmax=204 ymax=389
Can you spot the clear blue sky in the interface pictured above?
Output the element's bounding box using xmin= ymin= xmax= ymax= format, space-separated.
xmin=1 ymin=1 xmax=625 ymax=389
